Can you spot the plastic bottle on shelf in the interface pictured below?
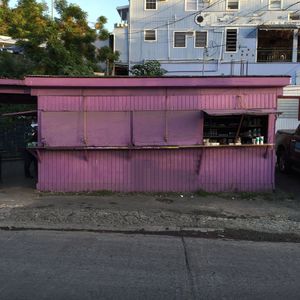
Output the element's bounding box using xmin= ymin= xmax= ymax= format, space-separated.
xmin=260 ymin=136 xmax=264 ymax=144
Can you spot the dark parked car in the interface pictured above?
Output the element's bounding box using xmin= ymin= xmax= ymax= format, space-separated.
xmin=0 ymin=45 xmax=24 ymax=54
xmin=276 ymin=124 xmax=300 ymax=172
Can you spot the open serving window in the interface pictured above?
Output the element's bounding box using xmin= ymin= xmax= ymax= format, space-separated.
xmin=203 ymin=109 xmax=276 ymax=146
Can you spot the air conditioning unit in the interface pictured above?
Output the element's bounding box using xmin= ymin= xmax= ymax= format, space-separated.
xmin=289 ymin=12 xmax=300 ymax=21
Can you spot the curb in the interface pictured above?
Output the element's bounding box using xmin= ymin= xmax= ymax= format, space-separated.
xmin=1 ymin=224 xmax=300 ymax=243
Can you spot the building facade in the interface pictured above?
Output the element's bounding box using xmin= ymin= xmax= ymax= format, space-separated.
xmin=113 ymin=0 xmax=300 ymax=127
xmin=114 ymin=0 xmax=300 ymax=76
xmin=0 ymin=35 xmax=16 ymax=49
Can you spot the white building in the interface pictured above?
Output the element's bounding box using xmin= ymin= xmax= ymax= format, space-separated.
xmin=0 ymin=35 xmax=16 ymax=49
xmin=113 ymin=0 xmax=300 ymax=128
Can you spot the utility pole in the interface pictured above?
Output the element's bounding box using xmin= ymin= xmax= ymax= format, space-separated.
xmin=51 ymin=0 xmax=54 ymax=20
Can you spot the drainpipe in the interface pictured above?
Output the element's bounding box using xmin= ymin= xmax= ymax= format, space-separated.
xmin=127 ymin=4 xmax=131 ymax=74
xmin=167 ymin=20 xmax=170 ymax=60
xmin=230 ymin=60 xmax=234 ymax=76
xmin=292 ymin=29 xmax=298 ymax=63
xmin=202 ymin=47 xmax=208 ymax=76
xmin=164 ymin=89 xmax=168 ymax=142
xmin=240 ymin=60 xmax=245 ymax=76
xmin=219 ymin=30 xmax=224 ymax=62
xmin=51 ymin=0 xmax=54 ymax=20
xmin=216 ymin=30 xmax=224 ymax=74
xmin=82 ymin=94 xmax=87 ymax=146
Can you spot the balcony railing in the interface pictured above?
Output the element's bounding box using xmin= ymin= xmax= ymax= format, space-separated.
xmin=257 ymin=49 xmax=293 ymax=63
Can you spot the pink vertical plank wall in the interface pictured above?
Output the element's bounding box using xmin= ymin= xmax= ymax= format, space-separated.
xmin=37 ymin=148 xmax=274 ymax=192
xmin=25 ymin=76 xmax=289 ymax=192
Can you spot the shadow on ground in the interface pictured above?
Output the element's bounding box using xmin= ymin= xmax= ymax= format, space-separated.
xmin=1 ymin=159 xmax=36 ymax=189
xmin=275 ymin=168 xmax=300 ymax=201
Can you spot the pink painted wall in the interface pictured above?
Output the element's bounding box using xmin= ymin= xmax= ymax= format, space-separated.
xmin=38 ymin=88 xmax=278 ymax=112
xmin=38 ymin=88 xmax=278 ymax=148
xmin=30 ymin=77 xmax=289 ymax=192
xmin=37 ymin=147 xmax=275 ymax=192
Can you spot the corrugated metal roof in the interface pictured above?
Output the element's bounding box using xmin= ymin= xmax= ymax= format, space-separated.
xmin=24 ymin=76 xmax=290 ymax=88
xmin=258 ymin=24 xmax=298 ymax=30
xmin=203 ymin=109 xmax=280 ymax=116
xmin=278 ymin=98 xmax=299 ymax=119
xmin=1 ymin=110 xmax=37 ymax=117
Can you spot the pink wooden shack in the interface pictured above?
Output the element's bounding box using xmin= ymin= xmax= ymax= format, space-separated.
xmin=1 ymin=76 xmax=290 ymax=192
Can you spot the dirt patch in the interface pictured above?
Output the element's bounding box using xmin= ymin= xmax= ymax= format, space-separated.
xmin=190 ymin=209 xmax=260 ymax=220
xmin=33 ymin=204 xmax=55 ymax=209
xmin=155 ymin=198 xmax=174 ymax=204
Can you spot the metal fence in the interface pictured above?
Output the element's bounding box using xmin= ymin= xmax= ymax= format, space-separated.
xmin=257 ymin=49 xmax=293 ymax=62
xmin=0 ymin=118 xmax=28 ymax=158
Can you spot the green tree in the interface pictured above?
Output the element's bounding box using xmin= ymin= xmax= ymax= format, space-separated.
xmin=8 ymin=0 xmax=50 ymax=46
xmin=95 ymin=16 xmax=110 ymax=41
xmin=95 ymin=15 xmax=121 ymax=75
xmin=0 ymin=0 xmax=120 ymax=77
xmin=130 ymin=61 xmax=167 ymax=77
xmin=0 ymin=0 xmax=11 ymax=35
xmin=0 ymin=51 xmax=35 ymax=78
xmin=98 ymin=46 xmax=120 ymax=76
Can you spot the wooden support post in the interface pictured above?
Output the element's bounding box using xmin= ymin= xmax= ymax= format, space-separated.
xmin=235 ymin=114 xmax=245 ymax=140
xmin=164 ymin=89 xmax=168 ymax=142
xmin=196 ymin=149 xmax=204 ymax=175
xmin=82 ymin=95 xmax=88 ymax=146
xmin=130 ymin=111 xmax=134 ymax=147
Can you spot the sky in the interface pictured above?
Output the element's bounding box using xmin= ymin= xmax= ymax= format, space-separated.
xmin=9 ymin=0 xmax=128 ymax=31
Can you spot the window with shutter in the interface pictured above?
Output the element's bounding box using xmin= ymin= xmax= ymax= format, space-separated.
xmin=174 ymin=32 xmax=186 ymax=48
xmin=186 ymin=0 xmax=197 ymax=10
xmin=269 ymin=0 xmax=281 ymax=9
xmin=145 ymin=0 xmax=157 ymax=10
xmin=185 ymin=0 xmax=206 ymax=11
xmin=144 ymin=30 xmax=156 ymax=41
xmin=227 ymin=0 xmax=239 ymax=10
xmin=195 ymin=31 xmax=207 ymax=48
xmin=226 ymin=29 xmax=237 ymax=52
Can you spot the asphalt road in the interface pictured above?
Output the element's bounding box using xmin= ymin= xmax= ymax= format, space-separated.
xmin=0 ymin=231 xmax=299 ymax=300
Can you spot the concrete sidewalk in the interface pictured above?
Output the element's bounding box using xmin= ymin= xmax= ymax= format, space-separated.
xmin=0 ymin=159 xmax=300 ymax=241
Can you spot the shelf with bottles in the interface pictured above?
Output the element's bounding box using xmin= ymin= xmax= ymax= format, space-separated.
xmin=203 ymin=114 xmax=268 ymax=146
xmin=204 ymin=115 xmax=240 ymax=139
xmin=239 ymin=116 xmax=268 ymax=144
xmin=203 ymin=132 xmax=236 ymax=138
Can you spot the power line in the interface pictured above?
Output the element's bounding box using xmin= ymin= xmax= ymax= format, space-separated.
xmin=284 ymin=1 xmax=300 ymax=11
xmin=126 ymin=0 xmax=300 ymax=37
xmin=116 ymin=0 xmax=300 ymax=63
